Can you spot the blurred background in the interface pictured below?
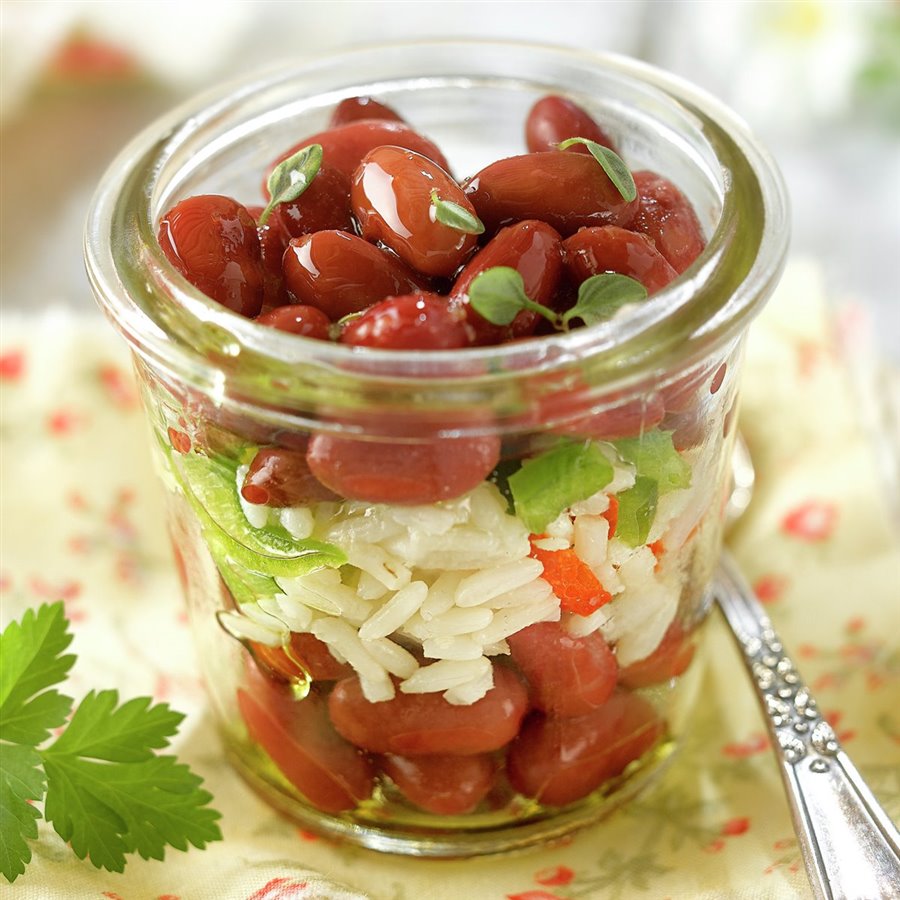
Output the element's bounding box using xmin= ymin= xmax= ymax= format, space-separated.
xmin=2 ymin=1 xmax=898 ymax=433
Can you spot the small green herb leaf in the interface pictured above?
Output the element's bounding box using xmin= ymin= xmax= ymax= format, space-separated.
xmin=259 ymin=143 xmax=323 ymax=226
xmin=430 ymin=191 xmax=485 ymax=234
xmin=0 ymin=744 xmax=45 ymax=882
xmin=468 ymin=266 xmax=531 ymax=326
xmin=557 ymin=136 xmax=637 ymax=202
xmin=509 ymin=439 xmax=614 ymax=533
xmin=0 ymin=602 xmax=74 ymax=745
xmin=563 ymin=274 xmax=648 ymax=327
xmin=616 ymin=476 xmax=659 ymax=546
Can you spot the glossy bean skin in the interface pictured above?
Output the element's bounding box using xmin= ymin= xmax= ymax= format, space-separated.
xmin=238 ymin=668 xmax=374 ymax=813
xmin=340 ymin=292 xmax=472 ymax=350
xmin=631 ymin=170 xmax=706 ymax=274
xmin=618 ymin=622 xmax=696 ymax=689
xmin=248 ymin=204 xmax=292 ymax=310
xmin=507 ymin=622 xmax=617 ymax=718
xmin=241 ymin=447 xmax=339 ymax=506
xmin=352 ymin=147 xmax=479 ymax=278
xmin=251 ymin=632 xmax=353 ymax=682
xmin=562 ymin=225 xmax=678 ymax=295
xmin=267 ymin=120 xmax=451 ymax=182
xmin=450 ymin=219 xmax=562 ymax=345
xmin=158 ymin=194 xmax=264 ymax=317
xmin=463 ymin=152 xmax=639 ymax=237
xmin=282 ymin=231 xmax=425 ymax=320
xmin=329 ymin=96 xmax=404 ymax=127
xmin=525 ymin=94 xmax=617 ymax=154
xmin=507 ymin=692 xmax=663 ymax=806
xmin=255 ymin=304 xmax=332 ymax=340
xmin=328 ymin=666 xmax=529 ymax=755
xmin=271 ymin=162 xmax=353 ymax=239
xmin=306 ymin=429 xmax=501 ymax=505
xmin=380 ymin=753 xmax=497 ymax=815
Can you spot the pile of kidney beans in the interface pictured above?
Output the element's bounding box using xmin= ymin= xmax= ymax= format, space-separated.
xmin=157 ymin=93 xmax=705 ymax=351
xmin=239 ymin=617 xmax=694 ymax=816
xmin=161 ymin=94 xmax=706 ymax=816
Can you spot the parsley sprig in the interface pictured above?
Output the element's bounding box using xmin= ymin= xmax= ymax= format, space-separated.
xmin=468 ymin=266 xmax=648 ymax=333
xmin=0 ymin=602 xmax=222 ymax=883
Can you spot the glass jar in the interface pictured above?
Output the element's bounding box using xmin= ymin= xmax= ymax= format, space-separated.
xmin=84 ymin=41 xmax=788 ymax=856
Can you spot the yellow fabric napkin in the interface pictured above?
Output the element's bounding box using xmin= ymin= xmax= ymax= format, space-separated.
xmin=1 ymin=260 xmax=897 ymax=899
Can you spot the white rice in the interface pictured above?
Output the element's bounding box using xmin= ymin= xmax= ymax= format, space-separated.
xmin=359 ymin=635 xmax=419 ymax=678
xmin=471 ymin=594 xmax=560 ymax=645
xmin=454 ymin=558 xmax=544 ymax=608
xmin=422 ymin=634 xmax=484 ymax=661
xmin=344 ymin=543 xmax=412 ymax=591
xmin=257 ymin=593 xmax=314 ymax=633
xmin=280 ymin=506 xmax=314 ymax=540
xmin=356 ymin=570 xmax=389 ymax=601
xmin=236 ymin=464 xmax=271 ymax=529
xmin=419 ymin=570 xmax=466 ymax=621
xmin=311 ymin=617 xmax=394 ymax=701
xmin=443 ymin=660 xmax=495 ymax=705
xmin=573 ymin=514 xmax=610 ymax=569
xmin=487 ymin=577 xmax=553 ymax=609
xmin=358 ymin=581 xmax=428 ymax=640
xmin=218 ymin=608 xmax=284 ymax=646
xmin=418 ymin=605 xmax=493 ymax=637
xmin=400 ymin=657 xmax=491 ymax=694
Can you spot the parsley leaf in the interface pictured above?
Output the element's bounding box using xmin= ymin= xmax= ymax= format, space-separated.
xmin=0 ymin=603 xmax=222 ymax=884
xmin=0 ymin=602 xmax=74 ymax=744
xmin=0 ymin=745 xmax=44 ymax=882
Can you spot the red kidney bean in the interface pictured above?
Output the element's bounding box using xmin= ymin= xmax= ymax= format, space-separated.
xmin=631 ymin=170 xmax=706 ymax=274
xmin=352 ymin=147 xmax=479 ymax=278
xmin=562 ymin=225 xmax=678 ymax=295
xmin=506 ymin=692 xmax=663 ymax=806
xmin=266 ymin=120 xmax=451 ymax=183
xmin=251 ymin=632 xmax=354 ymax=683
xmin=329 ymin=96 xmax=405 ymax=127
xmin=507 ymin=622 xmax=617 ymax=718
xmin=306 ymin=429 xmax=501 ymax=505
xmin=158 ymin=194 xmax=264 ymax=317
xmin=450 ymin=219 xmax=562 ymax=345
xmin=256 ymin=304 xmax=332 ymax=340
xmin=282 ymin=231 xmax=425 ymax=320
xmin=328 ymin=666 xmax=529 ymax=755
xmin=380 ymin=753 xmax=496 ymax=815
xmin=618 ymin=622 xmax=696 ymax=689
xmin=340 ymin=292 xmax=472 ymax=350
xmin=241 ymin=446 xmax=339 ymax=506
xmin=271 ymin=162 xmax=353 ymax=239
xmin=463 ymin=151 xmax=639 ymax=236
xmin=525 ymin=94 xmax=617 ymax=154
xmin=238 ymin=669 xmax=374 ymax=813
xmin=247 ymin=204 xmax=292 ymax=310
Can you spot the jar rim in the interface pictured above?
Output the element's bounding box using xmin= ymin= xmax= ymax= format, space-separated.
xmin=84 ymin=39 xmax=788 ymax=406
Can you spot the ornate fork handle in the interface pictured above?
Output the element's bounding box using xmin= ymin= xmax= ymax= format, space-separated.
xmin=715 ymin=553 xmax=900 ymax=900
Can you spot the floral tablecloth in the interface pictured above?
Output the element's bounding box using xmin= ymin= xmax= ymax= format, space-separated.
xmin=2 ymin=260 xmax=898 ymax=900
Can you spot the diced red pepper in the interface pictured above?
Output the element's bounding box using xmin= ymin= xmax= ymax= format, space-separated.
xmin=602 ymin=495 xmax=619 ymax=537
xmin=530 ymin=539 xmax=612 ymax=616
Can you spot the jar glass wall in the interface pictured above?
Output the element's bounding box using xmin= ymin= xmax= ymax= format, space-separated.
xmin=85 ymin=41 xmax=788 ymax=856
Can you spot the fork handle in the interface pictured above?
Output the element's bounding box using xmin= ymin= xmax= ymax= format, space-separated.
xmin=715 ymin=553 xmax=900 ymax=900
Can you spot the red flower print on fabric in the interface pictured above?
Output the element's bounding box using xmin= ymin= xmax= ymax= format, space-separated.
xmin=47 ymin=408 xmax=85 ymax=436
xmin=535 ymin=865 xmax=575 ymax=886
xmin=98 ymin=362 xmax=139 ymax=408
xmin=721 ymin=816 xmax=750 ymax=836
xmin=753 ymin=574 xmax=788 ymax=605
xmin=722 ymin=733 xmax=769 ymax=758
xmin=247 ymin=877 xmax=310 ymax=900
xmin=0 ymin=349 xmax=25 ymax=381
xmin=508 ymin=892 xmax=564 ymax=900
xmin=780 ymin=500 xmax=838 ymax=541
